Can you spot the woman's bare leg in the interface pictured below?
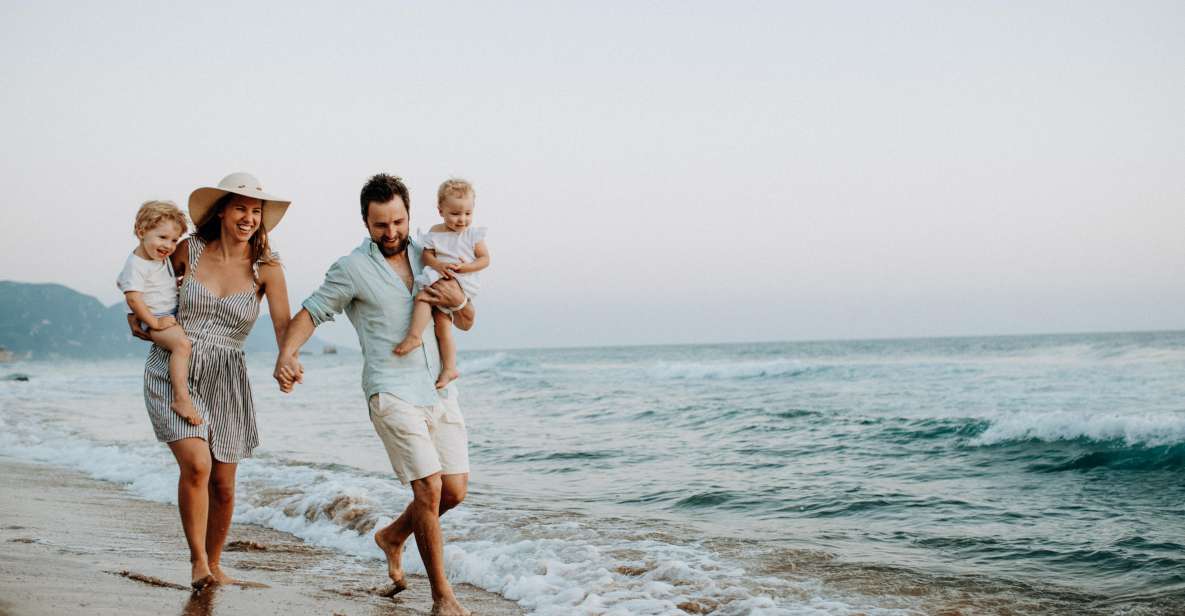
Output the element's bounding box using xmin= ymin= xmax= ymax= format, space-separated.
xmin=205 ymin=459 xmax=238 ymax=584
xmin=167 ymin=438 xmax=214 ymax=588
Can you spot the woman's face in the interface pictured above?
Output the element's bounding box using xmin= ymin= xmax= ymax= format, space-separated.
xmin=219 ymin=195 xmax=264 ymax=243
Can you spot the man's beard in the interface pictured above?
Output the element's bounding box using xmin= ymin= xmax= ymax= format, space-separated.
xmin=375 ymin=235 xmax=407 ymax=257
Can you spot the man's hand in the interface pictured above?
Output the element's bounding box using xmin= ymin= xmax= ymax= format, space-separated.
xmin=274 ymin=353 xmax=304 ymax=394
xmin=127 ymin=314 xmax=151 ymax=341
xmin=153 ymin=315 xmax=177 ymax=330
xmin=421 ymin=277 xmax=466 ymax=310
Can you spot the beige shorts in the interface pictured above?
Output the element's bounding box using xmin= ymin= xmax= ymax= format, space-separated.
xmin=368 ymin=392 xmax=470 ymax=485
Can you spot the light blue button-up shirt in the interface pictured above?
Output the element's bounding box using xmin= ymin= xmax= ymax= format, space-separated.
xmin=302 ymin=238 xmax=455 ymax=406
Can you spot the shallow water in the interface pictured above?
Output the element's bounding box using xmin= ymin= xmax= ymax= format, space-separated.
xmin=2 ymin=331 xmax=1184 ymax=614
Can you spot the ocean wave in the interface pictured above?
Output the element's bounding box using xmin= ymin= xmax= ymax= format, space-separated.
xmin=0 ymin=419 xmax=886 ymax=615
xmin=969 ymin=411 xmax=1185 ymax=448
xmin=648 ymin=358 xmax=814 ymax=380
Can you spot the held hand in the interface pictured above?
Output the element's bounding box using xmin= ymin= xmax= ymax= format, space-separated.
xmin=127 ymin=314 xmax=151 ymax=341
xmin=273 ymin=354 xmax=304 ymax=394
xmin=421 ymin=277 xmax=466 ymax=309
xmin=444 ymin=262 xmax=464 ymax=276
xmin=153 ymin=315 xmax=177 ymax=330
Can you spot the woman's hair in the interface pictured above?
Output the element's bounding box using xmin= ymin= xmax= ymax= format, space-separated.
xmin=437 ymin=178 xmax=475 ymax=205
xmin=134 ymin=200 xmax=188 ymax=236
xmin=195 ymin=193 xmax=277 ymax=266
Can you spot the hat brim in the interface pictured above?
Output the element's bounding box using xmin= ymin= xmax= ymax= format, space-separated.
xmin=188 ymin=187 xmax=290 ymax=232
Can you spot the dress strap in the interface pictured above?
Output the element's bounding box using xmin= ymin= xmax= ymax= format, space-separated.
xmin=187 ymin=237 xmax=206 ymax=275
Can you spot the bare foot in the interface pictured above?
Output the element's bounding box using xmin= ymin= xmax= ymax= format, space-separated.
xmin=393 ymin=335 xmax=422 ymax=356
xmin=374 ymin=527 xmax=407 ymax=592
xmin=435 ymin=367 xmax=460 ymax=389
xmin=430 ymin=597 xmax=471 ymax=616
xmin=172 ymin=398 xmax=203 ymax=426
xmin=191 ymin=561 xmax=214 ymax=591
xmin=208 ymin=564 xmax=238 ymax=585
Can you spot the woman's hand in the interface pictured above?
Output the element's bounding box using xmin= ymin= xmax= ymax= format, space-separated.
xmin=127 ymin=314 xmax=151 ymax=341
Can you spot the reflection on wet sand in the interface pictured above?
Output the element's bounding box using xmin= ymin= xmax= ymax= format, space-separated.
xmin=181 ymin=585 xmax=216 ymax=616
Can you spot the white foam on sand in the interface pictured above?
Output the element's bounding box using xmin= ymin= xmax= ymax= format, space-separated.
xmin=0 ymin=417 xmax=910 ymax=615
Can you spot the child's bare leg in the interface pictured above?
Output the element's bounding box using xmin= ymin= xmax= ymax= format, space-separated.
xmin=433 ymin=309 xmax=460 ymax=389
xmin=149 ymin=325 xmax=202 ymax=426
xmin=394 ymin=298 xmax=434 ymax=355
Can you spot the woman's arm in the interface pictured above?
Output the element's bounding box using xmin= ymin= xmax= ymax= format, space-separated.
xmin=452 ymin=241 xmax=489 ymax=274
xmin=258 ymin=262 xmax=291 ymax=346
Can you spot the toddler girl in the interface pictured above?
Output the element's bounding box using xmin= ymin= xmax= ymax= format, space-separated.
xmin=116 ymin=200 xmax=200 ymax=425
xmin=394 ymin=178 xmax=489 ymax=388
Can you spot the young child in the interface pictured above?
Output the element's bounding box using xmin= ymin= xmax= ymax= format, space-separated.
xmin=116 ymin=200 xmax=201 ymax=426
xmin=394 ymin=178 xmax=489 ymax=388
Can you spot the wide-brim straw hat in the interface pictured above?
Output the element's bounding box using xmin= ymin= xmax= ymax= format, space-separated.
xmin=188 ymin=172 xmax=291 ymax=232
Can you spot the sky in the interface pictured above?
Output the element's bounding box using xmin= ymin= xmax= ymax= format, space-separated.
xmin=1 ymin=1 xmax=1183 ymax=350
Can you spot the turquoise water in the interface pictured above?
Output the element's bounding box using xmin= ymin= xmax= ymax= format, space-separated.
xmin=2 ymin=330 xmax=1184 ymax=614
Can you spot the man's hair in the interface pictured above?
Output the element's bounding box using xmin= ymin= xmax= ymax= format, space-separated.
xmin=134 ymin=200 xmax=188 ymax=236
xmin=437 ymin=178 xmax=475 ymax=206
xmin=360 ymin=173 xmax=411 ymax=220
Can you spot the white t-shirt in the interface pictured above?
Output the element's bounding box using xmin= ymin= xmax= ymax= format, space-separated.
xmin=116 ymin=252 xmax=177 ymax=315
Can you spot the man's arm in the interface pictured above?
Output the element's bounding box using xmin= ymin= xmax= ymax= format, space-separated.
xmin=421 ymin=277 xmax=475 ymax=331
xmin=274 ymin=309 xmax=315 ymax=392
xmin=273 ymin=258 xmax=356 ymax=392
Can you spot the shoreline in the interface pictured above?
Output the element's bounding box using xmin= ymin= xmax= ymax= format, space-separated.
xmin=0 ymin=456 xmax=522 ymax=616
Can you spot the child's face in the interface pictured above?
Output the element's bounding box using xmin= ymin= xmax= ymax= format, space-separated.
xmin=438 ymin=194 xmax=474 ymax=232
xmin=137 ymin=221 xmax=184 ymax=261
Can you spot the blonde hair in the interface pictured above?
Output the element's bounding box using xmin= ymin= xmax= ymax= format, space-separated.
xmin=437 ymin=178 xmax=475 ymax=205
xmin=134 ymin=200 xmax=188 ymax=236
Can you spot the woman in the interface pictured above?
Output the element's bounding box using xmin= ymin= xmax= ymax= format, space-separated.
xmin=131 ymin=172 xmax=291 ymax=589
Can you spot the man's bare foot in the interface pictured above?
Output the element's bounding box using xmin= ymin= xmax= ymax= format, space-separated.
xmin=393 ymin=335 xmax=422 ymax=356
xmin=172 ymin=398 xmax=203 ymax=426
xmin=191 ymin=561 xmax=214 ymax=591
xmin=430 ymin=597 xmax=472 ymax=616
xmin=374 ymin=527 xmax=407 ymax=592
xmin=435 ymin=367 xmax=460 ymax=389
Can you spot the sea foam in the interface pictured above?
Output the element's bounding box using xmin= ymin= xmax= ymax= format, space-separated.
xmin=971 ymin=410 xmax=1185 ymax=447
xmin=0 ymin=417 xmax=891 ymax=616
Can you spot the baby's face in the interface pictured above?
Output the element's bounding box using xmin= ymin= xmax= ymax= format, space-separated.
xmin=439 ymin=194 xmax=474 ymax=232
xmin=138 ymin=221 xmax=184 ymax=261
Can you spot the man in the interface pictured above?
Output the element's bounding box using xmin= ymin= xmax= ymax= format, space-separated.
xmin=274 ymin=173 xmax=475 ymax=616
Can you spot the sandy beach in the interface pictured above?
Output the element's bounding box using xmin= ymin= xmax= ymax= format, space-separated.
xmin=0 ymin=456 xmax=523 ymax=616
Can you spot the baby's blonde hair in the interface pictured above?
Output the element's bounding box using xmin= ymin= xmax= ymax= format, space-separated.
xmin=134 ymin=200 xmax=188 ymax=236
xmin=437 ymin=178 xmax=475 ymax=205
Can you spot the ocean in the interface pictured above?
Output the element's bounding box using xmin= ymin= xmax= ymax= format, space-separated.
xmin=2 ymin=330 xmax=1183 ymax=615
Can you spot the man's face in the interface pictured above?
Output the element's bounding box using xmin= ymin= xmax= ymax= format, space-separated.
xmin=366 ymin=198 xmax=410 ymax=257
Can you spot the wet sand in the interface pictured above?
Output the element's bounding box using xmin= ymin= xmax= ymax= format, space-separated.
xmin=0 ymin=456 xmax=523 ymax=616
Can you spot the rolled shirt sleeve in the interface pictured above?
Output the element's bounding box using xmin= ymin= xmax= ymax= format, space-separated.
xmin=301 ymin=258 xmax=356 ymax=326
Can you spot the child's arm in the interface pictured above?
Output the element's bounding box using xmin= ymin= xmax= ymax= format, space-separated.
xmin=452 ymin=241 xmax=490 ymax=274
xmin=421 ymin=248 xmax=458 ymax=278
xmin=124 ymin=292 xmax=173 ymax=330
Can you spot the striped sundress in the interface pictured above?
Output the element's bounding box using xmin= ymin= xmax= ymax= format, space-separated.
xmin=142 ymin=237 xmax=268 ymax=463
